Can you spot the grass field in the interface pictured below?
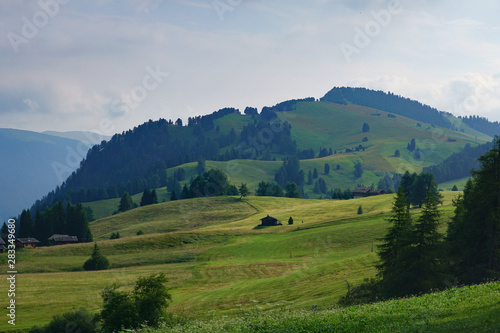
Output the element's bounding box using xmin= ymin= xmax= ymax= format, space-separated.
xmin=0 ymin=193 xmax=462 ymax=332
xmin=150 ymin=281 xmax=500 ymax=332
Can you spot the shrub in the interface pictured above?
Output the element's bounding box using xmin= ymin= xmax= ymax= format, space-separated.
xmin=28 ymin=310 xmax=98 ymax=333
xmin=100 ymin=273 xmax=172 ymax=332
xmin=137 ymin=230 xmax=145 ymax=235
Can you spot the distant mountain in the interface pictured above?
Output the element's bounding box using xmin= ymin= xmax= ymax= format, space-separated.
xmin=42 ymin=130 xmax=111 ymax=144
xmin=0 ymin=129 xmax=88 ymax=221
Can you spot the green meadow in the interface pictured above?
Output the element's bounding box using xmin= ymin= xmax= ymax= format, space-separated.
xmin=0 ymin=192 xmax=465 ymax=332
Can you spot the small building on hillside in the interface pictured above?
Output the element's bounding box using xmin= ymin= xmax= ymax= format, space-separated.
xmin=353 ymin=188 xmax=385 ymax=199
xmin=15 ymin=238 xmax=40 ymax=249
xmin=260 ymin=215 xmax=281 ymax=226
xmin=0 ymin=238 xmax=6 ymax=253
xmin=48 ymin=234 xmax=79 ymax=245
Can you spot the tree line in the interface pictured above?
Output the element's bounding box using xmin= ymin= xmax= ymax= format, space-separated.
xmin=17 ymin=202 xmax=92 ymax=245
xmin=342 ymin=139 xmax=500 ymax=303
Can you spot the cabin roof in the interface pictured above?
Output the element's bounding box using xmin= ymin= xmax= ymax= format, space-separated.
xmin=16 ymin=237 xmax=40 ymax=244
xmin=260 ymin=214 xmax=279 ymax=221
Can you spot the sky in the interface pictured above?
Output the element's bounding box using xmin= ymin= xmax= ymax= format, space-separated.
xmin=1 ymin=0 xmax=500 ymax=135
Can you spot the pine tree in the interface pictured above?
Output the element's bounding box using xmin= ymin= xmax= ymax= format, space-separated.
xmin=197 ymin=157 xmax=206 ymax=175
xmin=446 ymin=139 xmax=500 ymax=283
xmin=313 ymin=168 xmax=318 ymax=179
xmin=170 ymin=191 xmax=178 ymax=201
xmin=357 ymin=205 xmax=363 ymax=215
xmin=324 ymin=163 xmax=330 ymax=175
xmin=307 ymin=170 xmax=313 ymax=185
xmin=19 ymin=209 xmax=34 ymax=238
xmin=118 ymin=192 xmax=134 ymax=213
xmin=140 ymin=189 xmax=152 ymax=206
xmin=354 ymin=162 xmax=363 ymax=179
xmin=407 ymin=191 xmax=444 ymax=293
xmin=285 ymin=182 xmax=301 ymax=198
xmin=181 ymin=184 xmax=190 ymax=199
xmin=362 ymin=122 xmax=370 ymax=133
xmin=83 ymin=243 xmax=109 ymax=271
xmin=52 ymin=201 xmax=67 ymax=234
xmin=151 ymin=189 xmax=158 ymax=204
xmin=288 ymin=217 xmax=294 ymax=225
xmin=377 ymin=188 xmax=414 ymax=297
xmin=238 ymin=183 xmax=249 ymax=200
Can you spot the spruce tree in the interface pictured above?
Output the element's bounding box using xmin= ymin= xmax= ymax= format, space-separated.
xmin=118 ymin=192 xmax=134 ymax=213
xmin=170 ymin=191 xmax=178 ymax=201
xmin=140 ymin=189 xmax=152 ymax=206
xmin=407 ymin=191 xmax=444 ymax=293
xmin=83 ymin=243 xmax=109 ymax=271
xmin=151 ymin=189 xmax=158 ymax=204
xmin=446 ymin=139 xmax=500 ymax=283
xmin=19 ymin=209 xmax=34 ymax=238
xmin=377 ymin=187 xmax=414 ymax=297
xmin=324 ymin=163 xmax=330 ymax=175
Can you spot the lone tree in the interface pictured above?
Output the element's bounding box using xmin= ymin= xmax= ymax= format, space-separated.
xmin=362 ymin=122 xmax=370 ymax=133
xmin=83 ymin=243 xmax=110 ymax=271
xmin=288 ymin=216 xmax=294 ymax=225
xmin=118 ymin=192 xmax=134 ymax=213
xmin=394 ymin=149 xmax=401 ymax=157
xmin=357 ymin=205 xmax=363 ymax=215
xmin=354 ymin=162 xmax=363 ymax=179
xmin=100 ymin=273 xmax=171 ymax=332
xmin=324 ymin=163 xmax=330 ymax=175
xmin=238 ymin=183 xmax=249 ymax=200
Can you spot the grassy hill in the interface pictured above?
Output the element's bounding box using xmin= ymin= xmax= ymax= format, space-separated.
xmin=158 ymin=281 xmax=500 ymax=332
xmin=83 ymin=100 xmax=491 ymax=220
xmin=1 ymin=193 xmax=463 ymax=332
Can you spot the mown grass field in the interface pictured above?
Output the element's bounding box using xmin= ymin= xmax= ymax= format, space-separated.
xmin=149 ymin=281 xmax=500 ymax=332
xmin=0 ymin=193 xmax=462 ymax=332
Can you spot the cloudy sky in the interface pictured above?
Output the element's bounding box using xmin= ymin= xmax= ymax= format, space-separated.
xmin=1 ymin=0 xmax=500 ymax=135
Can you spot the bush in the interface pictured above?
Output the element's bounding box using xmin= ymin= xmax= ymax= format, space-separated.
xmin=100 ymin=273 xmax=172 ymax=332
xmin=338 ymin=278 xmax=380 ymax=306
xmin=137 ymin=230 xmax=145 ymax=235
xmin=28 ymin=310 xmax=98 ymax=333
xmin=83 ymin=243 xmax=110 ymax=271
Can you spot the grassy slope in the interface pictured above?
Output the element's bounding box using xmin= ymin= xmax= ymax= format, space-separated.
xmin=1 ymin=193 xmax=461 ymax=332
xmin=85 ymin=101 xmax=490 ymax=219
xmin=157 ymin=281 xmax=500 ymax=333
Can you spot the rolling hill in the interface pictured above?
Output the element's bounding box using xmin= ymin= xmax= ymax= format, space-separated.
xmin=32 ymin=94 xmax=492 ymax=219
xmin=1 ymin=193 xmax=465 ymax=331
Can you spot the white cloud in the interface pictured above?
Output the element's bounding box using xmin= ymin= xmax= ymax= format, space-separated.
xmin=1 ymin=0 xmax=500 ymax=132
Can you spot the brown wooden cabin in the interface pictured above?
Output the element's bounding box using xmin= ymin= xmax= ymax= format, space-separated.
xmin=15 ymin=238 xmax=40 ymax=249
xmin=48 ymin=234 xmax=79 ymax=245
xmin=260 ymin=215 xmax=281 ymax=226
xmin=352 ymin=188 xmax=385 ymax=199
